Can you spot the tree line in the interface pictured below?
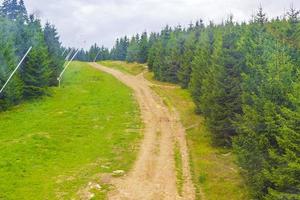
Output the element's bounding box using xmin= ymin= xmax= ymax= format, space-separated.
xmin=74 ymin=44 xmax=110 ymax=62
xmin=75 ymin=32 xmax=154 ymax=63
xmin=0 ymin=0 xmax=64 ymax=111
xmin=89 ymin=6 xmax=299 ymax=200
xmin=1 ymin=1 xmax=299 ymax=198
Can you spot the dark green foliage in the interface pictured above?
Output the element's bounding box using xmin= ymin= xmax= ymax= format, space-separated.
xmin=189 ymin=29 xmax=213 ymax=113
xmin=74 ymin=44 xmax=110 ymax=62
xmin=110 ymin=36 xmax=129 ymax=61
xmin=111 ymin=32 xmax=149 ymax=63
xmin=44 ymin=22 xmax=64 ymax=86
xmin=0 ymin=0 xmax=64 ymax=108
xmin=126 ymin=35 xmax=140 ymax=62
xmin=75 ymin=49 xmax=89 ymax=61
xmin=0 ymin=26 xmax=23 ymax=110
xmin=0 ymin=0 xmax=27 ymax=21
xmin=1 ymin=1 xmax=299 ymax=199
xmin=138 ymin=32 xmax=149 ymax=63
xmin=109 ymin=6 xmax=300 ymax=200
xmin=177 ymin=32 xmax=196 ymax=88
xmin=22 ymin=47 xmax=50 ymax=97
xmin=157 ymin=32 xmax=181 ymax=83
xmin=88 ymin=43 xmax=100 ymax=62
xmin=234 ymin=18 xmax=300 ymax=198
xmin=95 ymin=46 xmax=110 ymax=61
xmin=208 ymin=19 xmax=243 ymax=144
xmin=1 ymin=0 xmax=18 ymax=19
xmin=21 ymin=15 xmax=50 ymax=98
xmin=151 ymin=40 xmax=164 ymax=80
xmin=147 ymin=32 xmax=159 ymax=70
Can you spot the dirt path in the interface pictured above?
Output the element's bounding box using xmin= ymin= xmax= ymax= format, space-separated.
xmin=89 ymin=63 xmax=195 ymax=200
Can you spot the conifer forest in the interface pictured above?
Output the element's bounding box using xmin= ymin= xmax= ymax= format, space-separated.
xmin=0 ymin=0 xmax=299 ymax=199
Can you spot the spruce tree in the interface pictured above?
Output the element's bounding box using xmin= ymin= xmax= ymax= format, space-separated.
xmin=178 ymin=32 xmax=196 ymax=88
xmin=21 ymin=15 xmax=50 ymax=98
xmin=234 ymin=8 xmax=299 ymax=196
xmin=161 ymin=33 xmax=181 ymax=83
xmin=207 ymin=19 xmax=243 ymax=144
xmin=44 ymin=22 xmax=63 ymax=86
xmin=16 ymin=0 xmax=28 ymax=22
xmin=286 ymin=6 xmax=300 ymax=65
xmin=151 ymin=40 xmax=164 ymax=80
xmin=1 ymin=0 xmax=18 ymax=20
xmin=88 ymin=43 xmax=100 ymax=62
xmin=126 ymin=36 xmax=139 ymax=62
xmin=189 ymin=29 xmax=213 ymax=113
xmin=0 ymin=29 xmax=23 ymax=110
xmin=138 ymin=32 xmax=148 ymax=63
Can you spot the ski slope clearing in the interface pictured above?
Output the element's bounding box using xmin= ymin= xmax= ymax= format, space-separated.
xmin=0 ymin=62 xmax=142 ymax=199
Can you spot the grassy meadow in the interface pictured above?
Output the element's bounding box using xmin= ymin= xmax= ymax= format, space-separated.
xmin=0 ymin=62 xmax=142 ymax=200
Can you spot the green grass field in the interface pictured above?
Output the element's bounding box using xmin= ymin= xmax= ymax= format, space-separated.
xmin=145 ymin=71 xmax=250 ymax=200
xmin=0 ymin=62 xmax=142 ymax=200
xmin=99 ymin=61 xmax=145 ymax=75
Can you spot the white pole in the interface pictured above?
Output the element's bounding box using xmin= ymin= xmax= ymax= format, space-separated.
xmin=65 ymin=49 xmax=74 ymax=61
xmin=0 ymin=46 xmax=32 ymax=94
xmin=57 ymin=49 xmax=79 ymax=87
xmin=61 ymin=48 xmax=67 ymax=56
xmin=93 ymin=50 xmax=101 ymax=62
xmin=61 ymin=49 xmax=73 ymax=69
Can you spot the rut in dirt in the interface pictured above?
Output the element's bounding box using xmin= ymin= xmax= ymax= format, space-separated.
xmin=89 ymin=62 xmax=196 ymax=200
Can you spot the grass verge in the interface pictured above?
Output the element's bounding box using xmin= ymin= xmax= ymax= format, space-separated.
xmin=99 ymin=61 xmax=145 ymax=75
xmin=0 ymin=61 xmax=142 ymax=200
xmin=174 ymin=141 xmax=184 ymax=196
xmin=145 ymin=71 xmax=250 ymax=200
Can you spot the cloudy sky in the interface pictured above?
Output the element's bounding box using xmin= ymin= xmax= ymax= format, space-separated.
xmin=12 ymin=0 xmax=300 ymax=49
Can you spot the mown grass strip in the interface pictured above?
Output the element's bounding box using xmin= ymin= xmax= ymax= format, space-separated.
xmin=174 ymin=141 xmax=184 ymax=196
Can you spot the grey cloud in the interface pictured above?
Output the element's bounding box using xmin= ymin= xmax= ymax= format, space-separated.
xmin=3 ymin=0 xmax=299 ymax=49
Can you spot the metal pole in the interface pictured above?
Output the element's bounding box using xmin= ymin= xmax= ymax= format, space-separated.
xmin=0 ymin=46 xmax=32 ymax=94
xmin=61 ymin=48 xmax=67 ymax=56
xmin=65 ymin=49 xmax=74 ymax=61
xmin=57 ymin=49 xmax=79 ymax=87
xmin=93 ymin=50 xmax=101 ymax=62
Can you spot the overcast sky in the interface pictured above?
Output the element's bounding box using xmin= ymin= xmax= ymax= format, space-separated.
xmin=9 ymin=0 xmax=300 ymax=49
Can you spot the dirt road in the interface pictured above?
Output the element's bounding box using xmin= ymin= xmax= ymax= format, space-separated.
xmin=89 ymin=63 xmax=195 ymax=200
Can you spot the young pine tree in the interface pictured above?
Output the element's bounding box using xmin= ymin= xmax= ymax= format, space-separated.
xmin=151 ymin=40 xmax=164 ymax=81
xmin=0 ymin=30 xmax=23 ymax=110
xmin=207 ymin=19 xmax=243 ymax=145
xmin=189 ymin=29 xmax=214 ymax=113
xmin=234 ymin=8 xmax=299 ymax=198
xmin=162 ymin=33 xmax=182 ymax=83
xmin=126 ymin=36 xmax=139 ymax=62
xmin=138 ymin=32 xmax=148 ymax=63
xmin=21 ymin=15 xmax=50 ymax=98
xmin=177 ymin=32 xmax=196 ymax=88
xmin=44 ymin=22 xmax=63 ymax=86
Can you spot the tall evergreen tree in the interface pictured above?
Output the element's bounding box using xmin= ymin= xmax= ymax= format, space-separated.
xmin=234 ymin=7 xmax=299 ymax=197
xmin=21 ymin=15 xmax=50 ymax=97
xmin=189 ymin=28 xmax=214 ymax=113
xmin=1 ymin=0 xmax=18 ymax=20
xmin=178 ymin=32 xmax=196 ymax=88
xmin=44 ymin=22 xmax=63 ymax=86
xmin=0 ymin=26 xmax=23 ymax=110
xmin=126 ymin=36 xmax=139 ymax=62
xmin=206 ymin=18 xmax=243 ymax=144
xmin=138 ymin=32 xmax=148 ymax=63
